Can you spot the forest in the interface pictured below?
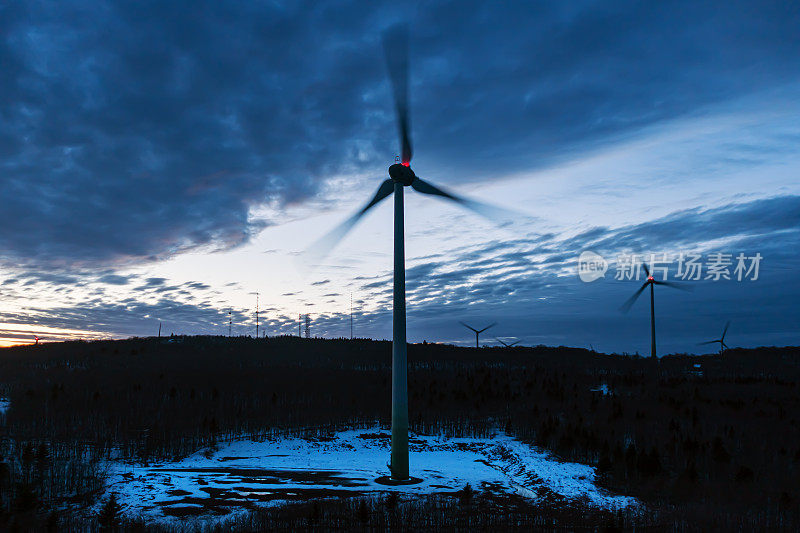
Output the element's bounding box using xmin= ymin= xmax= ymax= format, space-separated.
xmin=1 ymin=335 xmax=799 ymax=530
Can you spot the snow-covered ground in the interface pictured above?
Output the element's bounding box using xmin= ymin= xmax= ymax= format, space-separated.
xmin=104 ymin=427 xmax=636 ymax=524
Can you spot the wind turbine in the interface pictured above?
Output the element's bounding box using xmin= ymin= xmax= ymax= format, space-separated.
xmin=306 ymin=26 xmax=511 ymax=481
xmin=620 ymin=263 xmax=690 ymax=358
xmin=496 ymin=337 xmax=520 ymax=348
xmin=459 ymin=321 xmax=497 ymax=348
xmin=699 ymin=321 xmax=730 ymax=354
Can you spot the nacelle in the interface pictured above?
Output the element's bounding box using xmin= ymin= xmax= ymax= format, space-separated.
xmin=389 ymin=163 xmax=416 ymax=186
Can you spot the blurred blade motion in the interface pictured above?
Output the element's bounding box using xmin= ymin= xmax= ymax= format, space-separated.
xmin=382 ymin=25 xmax=412 ymax=165
xmin=654 ymin=280 xmax=693 ymax=291
xmin=459 ymin=321 xmax=478 ymax=333
xmin=411 ymin=178 xmax=518 ymax=224
xmin=497 ymin=338 xmax=520 ymax=347
xmin=620 ymin=281 xmax=649 ymax=313
xmin=305 ymin=179 xmax=395 ymax=264
xmin=460 ymin=321 xmax=496 ymax=333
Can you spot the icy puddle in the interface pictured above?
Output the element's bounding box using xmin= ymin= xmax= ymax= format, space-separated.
xmin=104 ymin=428 xmax=636 ymax=522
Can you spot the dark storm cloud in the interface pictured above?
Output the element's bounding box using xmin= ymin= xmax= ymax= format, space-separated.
xmin=0 ymin=0 xmax=389 ymax=266
xmin=1 ymin=1 xmax=798 ymax=267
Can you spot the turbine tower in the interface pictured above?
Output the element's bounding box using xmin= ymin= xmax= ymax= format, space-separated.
xmin=459 ymin=321 xmax=497 ymax=348
xmin=306 ymin=26 xmax=511 ymax=481
xmin=699 ymin=321 xmax=730 ymax=354
xmin=620 ymin=263 xmax=690 ymax=358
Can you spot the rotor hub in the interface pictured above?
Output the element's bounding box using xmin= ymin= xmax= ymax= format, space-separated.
xmin=389 ymin=163 xmax=415 ymax=186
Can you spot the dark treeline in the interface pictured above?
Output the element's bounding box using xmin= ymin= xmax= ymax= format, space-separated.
xmin=0 ymin=336 xmax=799 ymax=530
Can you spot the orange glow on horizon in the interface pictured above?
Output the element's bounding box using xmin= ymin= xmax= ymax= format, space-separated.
xmin=0 ymin=322 xmax=114 ymax=348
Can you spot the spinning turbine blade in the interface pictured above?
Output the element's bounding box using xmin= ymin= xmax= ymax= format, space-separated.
xmin=478 ymin=322 xmax=497 ymax=334
xmin=497 ymin=338 xmax=519 ymax=347
xmin=459 ymin=321 xmax=478 ymax=333
xmin=411 ymin=178 xmax=516 ymax=224
xmin=305 ymin=179 xmax=394 ymax=263
xmin=698 ymin=340 xmax=721 ymax=345
xmin=382 ymin=25 xmax=412 ymax=164
xmin=653 ymin=280 xmax=693 ymax=291
xmin=620 ymin=281 xmax=649 ymax=313
xmin=721 ymin=321 xmax=731 ymax=341
xmin=641 ymin=262 xmax=650 ymax=277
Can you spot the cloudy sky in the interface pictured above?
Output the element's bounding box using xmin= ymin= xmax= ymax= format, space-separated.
xmin=1 ymin=0 xmax=798 ymax=353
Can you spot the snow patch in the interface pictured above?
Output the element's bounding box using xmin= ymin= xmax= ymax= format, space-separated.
xmin=103 ymin=427 xmax=636 ymax=524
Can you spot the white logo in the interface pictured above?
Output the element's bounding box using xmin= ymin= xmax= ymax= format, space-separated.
xmin=578 ymin=251 xmax=607 ymax=282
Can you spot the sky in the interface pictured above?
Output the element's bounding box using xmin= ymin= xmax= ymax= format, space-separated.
xmin=1 ymin=0 xmax=798 ymax=353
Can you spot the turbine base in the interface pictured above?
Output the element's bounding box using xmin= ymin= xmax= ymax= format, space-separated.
xmin=375 ymin=475 xmax=423 ymax=486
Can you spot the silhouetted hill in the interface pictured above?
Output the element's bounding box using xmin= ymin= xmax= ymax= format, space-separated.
xmin=1 ymin=336 xmax=798 ymax=530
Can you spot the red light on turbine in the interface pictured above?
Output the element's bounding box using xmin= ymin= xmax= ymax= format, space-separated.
xmin=648 ymin=276 xmax=654 ymax=282
xmin=402 ymin=161 xmax=410 ymax=167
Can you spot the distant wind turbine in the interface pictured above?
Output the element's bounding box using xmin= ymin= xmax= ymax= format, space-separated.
xmin=496 ymin=338 xmax=519 ymax=348
xmin=304 ymin=26 xmax=513 ymax=482
xmin=698 ymin=321 xmax=731 ymax=354
xmin=620 ymin=263 xmax=691 ymax=358
xmin=460 ymin=321 xmax=497 ymax=348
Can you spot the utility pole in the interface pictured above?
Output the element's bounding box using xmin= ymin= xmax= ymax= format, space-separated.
xmin=350 ymin=292 xmax=353 ymax=339
xmin=229 ymin=308 xmax=232 ymax=337
xmin=299 ymin=314 xmax=301 ymax=337
xmin=158 ymin=322 xmax=161 ymax=338
xmin=255 ymin=292 xmax=259 ymax=339
xmin=305 ymin=314 xmax=311 ymax=338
